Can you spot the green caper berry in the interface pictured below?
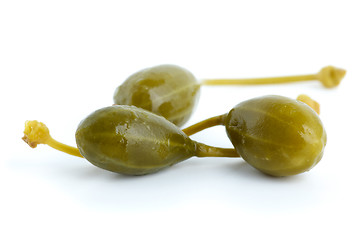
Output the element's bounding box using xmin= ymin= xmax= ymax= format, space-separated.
xmin=75 ymin=105 xmax=238 ymax=175
xmin=75 ymin=105 xmax=197 ymax=175
xmin=113 ymin=64 xmax=200 ymax=127
xmin=225 ymin=95 xmax=327 ymax=177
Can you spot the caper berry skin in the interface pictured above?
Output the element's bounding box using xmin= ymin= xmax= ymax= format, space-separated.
xmin=225 ymin=95 xmax=327 ymax=177
xmin=113 ymin=64 xmax=200 ymax=127
xmin=75 ymin=105 xmax=196 ymax=175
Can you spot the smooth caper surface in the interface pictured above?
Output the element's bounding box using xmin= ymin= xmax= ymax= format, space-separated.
xmin=113 ymin=64 xmax=200 ymax=127
xmin=75 ymin=105 xmax=196 ymax=175
xmin=225 ymin=95 xmax=327 ymax=177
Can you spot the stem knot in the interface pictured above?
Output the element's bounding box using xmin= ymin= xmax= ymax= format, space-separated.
xmin=318 ymin=66 xmax=346 ymax=88
xmin=22 ymin=120 xmax=51 ymax=148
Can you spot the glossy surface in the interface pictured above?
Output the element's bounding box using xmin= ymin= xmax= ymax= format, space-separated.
xmin=113 ymin=64 xmax=200 ymax=127
xmin=75 ymin=105 xmax=196 ymax=175
xmin=225 ymin=95 xmax=327 ymax=176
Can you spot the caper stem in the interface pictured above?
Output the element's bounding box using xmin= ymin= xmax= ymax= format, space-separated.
xmin=202 ymin=74 xmax=317 ymax=86
xmin=201 ymin=66 xmax=346 ymax=88
xmin=195 ymin=142 xmax=239 ymax=158
xmin=182 ymin=94 xmax=320 ymax=138
xmin=182 ymin=114 xmax=226 ymax=136
xmin=297 ymin=94 xmax=320 ymax=114
xmin=46 ymin=138 xmax=83 ymax=158
xmin=22 ymin=120 xmax=83 ymax=158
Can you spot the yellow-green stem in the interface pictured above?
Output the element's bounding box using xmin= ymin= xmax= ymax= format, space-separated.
xmin=46 ymin=138 xmax=83 ymax=158
xmin=201 ymin=66 xmax=346 ymax=88
xmin=22 ymin=120 xmax=83 ymax=158
xmin=182 ymin=94 xmax=320 ymax=139
xmin=297 ymin=94 xmax=320 ymax=114
xmin=195 ymin=142 xmax=239 ymax=158
xmin=202 ymin=74 xmax=317 ymax=86
xmin=182 ymin=114 xmax=226 ymax=136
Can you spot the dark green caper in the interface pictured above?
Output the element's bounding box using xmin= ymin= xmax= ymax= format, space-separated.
xmin=75 ymin=105 xmax=237 ymax=175
xmin=113 ymin=65 xmax=200 ymax=127
xmin=183 ymin=95 xmax=327 ymax=176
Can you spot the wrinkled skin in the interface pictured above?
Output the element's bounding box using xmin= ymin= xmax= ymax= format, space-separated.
xmin=225 ymin=95 xmax=327 ymax=177
xmin=76 ymin=105 xmax=196 ymax=175
xmin=113 ymin=64 xmax=200 ymax=127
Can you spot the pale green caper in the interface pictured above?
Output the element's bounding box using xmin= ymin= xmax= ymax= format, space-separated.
xmin=113 ymin=65 xmax=200 ymax=127
xmin=225 ymin=95 xmax=327 ymax=176
xmin=183 ymin=95 xmax=327 ymax=177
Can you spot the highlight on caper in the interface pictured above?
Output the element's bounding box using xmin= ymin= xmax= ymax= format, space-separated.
xmin=114 ymin=64 xmax=345 ymax=127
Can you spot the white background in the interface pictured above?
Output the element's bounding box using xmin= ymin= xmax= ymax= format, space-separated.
xmin=1 ymin=0 xmax=358 ymax=239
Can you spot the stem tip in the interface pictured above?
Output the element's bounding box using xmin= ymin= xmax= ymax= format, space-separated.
xmin=318 ymin=66 xmax=346 ymax=88
xmin=22 ymin=120 xmax=51 ymax=148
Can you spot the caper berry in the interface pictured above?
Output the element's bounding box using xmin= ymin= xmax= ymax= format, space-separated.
xmin=75 ymin=105 xmax=196 ymax=175
xmin=113 ymin=65 xmax=200 ymax=127
xmin=183 ymin=95 xmax=327 ymax=176
xmin=114 ymin=65 xmax=345 ymax=128
xmin=74 ymin=105 xmax=237 ymax=175
xmin=225 ymin=95 xmax=327 ymax=176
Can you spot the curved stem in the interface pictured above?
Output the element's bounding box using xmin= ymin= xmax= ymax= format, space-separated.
xmin=182 ymin=94 xmax=320 ymax=139
xmin=22 ymin=120 xmax=83 ymax=158
xmin=202 ymin=74 xmax=317 ymax=86
xmin=46 ymin=138 xmax=83 ymax=158
xmin=182 ymin=114 xmax=226 ymax=136
xmin=195 ymin=142 xmax=239 ymax=158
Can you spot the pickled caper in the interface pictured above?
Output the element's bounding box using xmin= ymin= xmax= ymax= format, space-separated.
xmin=76 ymin=105 xmax=196 ymax=175
xmin=225 ymin=95 xmax=326 ymax=176
xmin=183 ymin=95 xmax=327 ymax=176
xmin=23 ymin=106 xmax=238 ymax=175
xmin=113 ymin=65 xmax=200 ymax=127
xmin=114 ymin=65 xmax=345 ymax=127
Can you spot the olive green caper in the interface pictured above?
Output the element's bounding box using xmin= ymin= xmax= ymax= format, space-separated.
xmin=113 ymin=64 xmax=200 ymax=127
xmin=225 ymin=95 xmax=327 ymax=177
xmin=182 ymin=94 xmax=327 ymax=176
xmin=74 ymin=105 xmax=238 ymax=175
xmin=75 ymin=105 xmax=197 ymax=175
